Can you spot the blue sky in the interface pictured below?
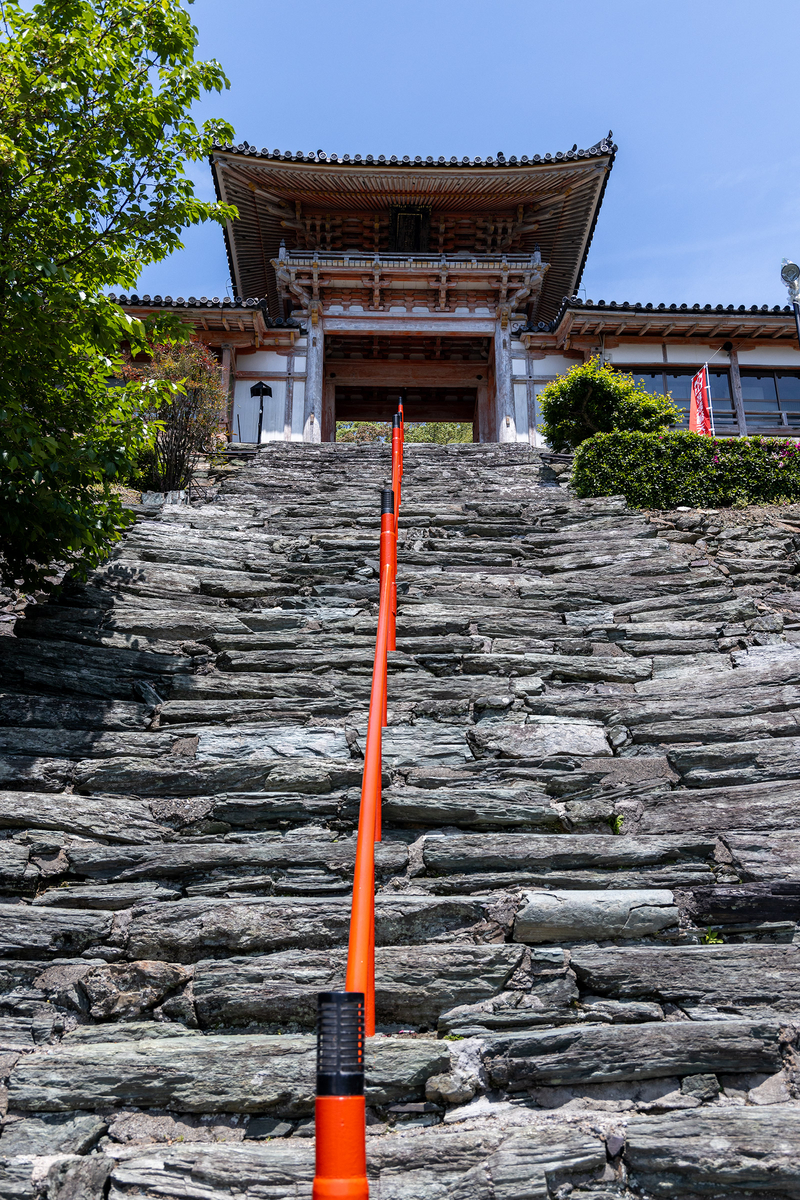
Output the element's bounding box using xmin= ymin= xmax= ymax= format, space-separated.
xmin=135 ymin=0 xmax=800 ymax=309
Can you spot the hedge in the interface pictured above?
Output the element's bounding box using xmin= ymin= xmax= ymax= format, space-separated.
xmin=572 ymin=430 xmax=800 ymax=509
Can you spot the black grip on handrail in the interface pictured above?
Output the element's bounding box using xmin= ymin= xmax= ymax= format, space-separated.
xmin=316 ymin=991 xmax=365 ymax=1097
xmin=381 ymin=488 xmax=395 ymax=515
xmin=392 ymin=413 xmax=402 ymax=428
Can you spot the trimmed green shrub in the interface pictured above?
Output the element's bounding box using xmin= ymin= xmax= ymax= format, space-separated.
xmin=572 ymin=430 xmax=800 ymax=509
xmin=539 ymin=357 xmax=680 ymax=452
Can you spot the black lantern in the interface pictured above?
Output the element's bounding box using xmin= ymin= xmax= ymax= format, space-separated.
xmin=249 ymin=381 xmax=272 ymax=443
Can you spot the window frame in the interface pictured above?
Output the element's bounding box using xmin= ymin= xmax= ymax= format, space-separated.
xmin=739 ymin=368 xmax=800 ymax=427
xmin=622 ymin=366 xmax=736 ymax=429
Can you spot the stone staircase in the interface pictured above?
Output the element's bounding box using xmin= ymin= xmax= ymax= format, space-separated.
xmin=2 ymin=441 xmax=800 ymax=1199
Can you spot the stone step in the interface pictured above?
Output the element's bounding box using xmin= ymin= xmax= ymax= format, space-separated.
xmin=3 ymin=440 xmax=800 ymax=1195
xmin=5 ymin=1032 xmax=450 ymax=1117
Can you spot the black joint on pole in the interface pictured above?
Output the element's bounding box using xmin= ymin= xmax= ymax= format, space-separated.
xmin=381 ymin=488 xmax=395 ymax=515
xmin=392 ymin=414 xmax=402 ymax=429
xmin=316 ymin=992 xmax=365 ymax=1097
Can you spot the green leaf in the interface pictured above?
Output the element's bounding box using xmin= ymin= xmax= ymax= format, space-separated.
xmin=0 ymin=0 xmax=235 ymax=591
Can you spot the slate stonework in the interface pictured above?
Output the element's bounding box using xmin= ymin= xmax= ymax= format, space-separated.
xmin=2 ymin=441 xmax=800 ymax=1198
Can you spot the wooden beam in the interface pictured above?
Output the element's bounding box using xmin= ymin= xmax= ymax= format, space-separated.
xmin=326 ymin=360 xmax=486 ymax=387
xmin=729 ymin=346 xmax=747 ymax=435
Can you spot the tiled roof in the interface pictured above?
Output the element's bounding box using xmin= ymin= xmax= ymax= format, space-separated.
xmin=518 ymin=296 xmax=798 ymax=334
xmin=108 ymin=293 xmax=302 ymax=329
xmin=211 ymin=135 xmax=617 ymax=325
xmin=210 ymin=135 xmax=617 ymax=167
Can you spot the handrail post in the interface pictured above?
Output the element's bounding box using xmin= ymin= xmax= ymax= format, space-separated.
xmin=390 ymin=416 xmax=402 ymax=653
xmin=379 ymin=485 xmax=394 ymax=731
xmin=313 ymin=991 xmax=368 ymax=1199
xmin=320 ymin=466 xmax=404 ymax=1194
xmin=346 ymin=494 xmax=393 ymax=1035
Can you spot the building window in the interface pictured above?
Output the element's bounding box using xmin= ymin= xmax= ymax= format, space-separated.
xmin=389 ymin=207 xmax=430 ymax=253
xmin=740 ymin=370 xmax=800 ymax=427
xmin=630 ymin=369 xmax=736 ymax=430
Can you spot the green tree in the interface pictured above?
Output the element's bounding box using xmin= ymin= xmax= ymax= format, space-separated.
xmin=0 ymin=0 xmax=235 ymax=589
xmin=335 ymin=421 xmax=391 ymax=444
xmin=404 ymin=422 xmax=473 ymax=444
xmin=335 ymin=420 xmax=474 ymax=445
xmin=122 ymin=341 xmax=228 ymax=492
xmin=538 ymin=356 xmax=679 ymax=453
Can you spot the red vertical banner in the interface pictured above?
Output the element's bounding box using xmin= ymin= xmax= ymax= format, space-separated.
xmin=689 ymin=365 xmax=713 ymax=436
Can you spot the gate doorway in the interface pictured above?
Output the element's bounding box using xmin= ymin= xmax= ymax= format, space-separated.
xmin=334 ymin=386 xmax=477 ymax=440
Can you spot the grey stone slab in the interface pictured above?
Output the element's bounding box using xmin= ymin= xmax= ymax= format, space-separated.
xmin=106 ymin=1121 xmax=605 ymax=1200
xmin=7 ymin=1033 xmax=450 ymax=1116
xmin=193 ymin=725 xmax=351 ymax=762
xmin=618 ymin=779 xmax=800 ymax=836
xmin=0 ymin=905 xmax=112 ymax=958
xmin=0 ymin=1016 xmax=35 ymax=1049
xmin=514 ymin=888 xmax=678 ymax=943
xmin=0 ymin=756 xmax=74 ymax=792
xmin=485 ymin=1019 xmax=785 ymax=1088
xmin=209 ymin=791 xmax=352 ymax=828
xmin=65 ymin=837 xmax=406 ymax=886
xmin=73 ymin=751 xmax=360 ymax=798
xmin=169 ymin=672 xmax=341 ymax=701
xmin=32 ymin=883 xmax=180 ymax=909
xmin=0 ymin=1158 xmax=36 ymax=1200
xmin=379 ymin=721 xmax=472 ymax=767
xmin=41 ymin=1153 xmax=113 ymax=1200
xmin=0 ymin=728 xmax=178 ymax=760
xmin=680 ymin=882 xmax=800 ymax=928
xmin=0 ymin=1111 xmax=106 ymax=1156
xmin=382 ymin=784 xmax=581 ymax=832
xmin=469 ymin=718 xmax=611 ymax=761
xmin=669 ymin=736 xmax=800 ymax=788
xmin=0 ymin=693 xmax=151 ymax=732
xmin=0 ymin=790 xmax=171 ymax=843
xmin=724 ymin=833 xmax=800 ymax=882
xmin=462 ymin=651 xmax=652 ymax=684
xmin=124 ymin=893 xmax=508 ymax=963
xmin=569 ymin=944 xmax=800 ymax=1010
xmin=421 ymin=832 xmax=717 ymax=880
xmin=0 ymin=844 xmax=30 ymax=888
xmin=631 ymin=709 xmax=800 ymax=745
xmin=192 ymin=944 xmax=526 ymax=1029
xmin=626 ymin=1106 xmax=800 ymax=1196
xmin=64 ymin=1021 xmax=197 ymax=1042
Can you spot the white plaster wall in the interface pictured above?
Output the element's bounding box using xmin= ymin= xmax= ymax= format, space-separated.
xmin=231 ymin=378 xmax=286 ymax=442
xmin=738 ymin=346 xmax=800 ymax=366
xmin=666 ymin=344 xmax=731 ymax=364
xmin=512 ymin=357 xmax=527 ymax=374
xmin=530 ymin=355 xmax=580 ymax=377
xmin=514 ymin=383 xmax=529 ymax=441
xmin=240 ymin=350 xmax=289 ymax=373
xmin=261 ymin=380 xmax=286 ymax=441
xmin=293 ymin=357 xmax=307 ymax=373
xmin=291 ymin=381 xmax=306 ymax=440
xmin=231 ymin=384 xmax=259 ymax=442
xmin=607 ymin=342 xmax=664 ymax=364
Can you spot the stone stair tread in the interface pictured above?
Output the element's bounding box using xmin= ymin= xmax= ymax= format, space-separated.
xmin=2 ymin=441 xmax=800 ymax=1195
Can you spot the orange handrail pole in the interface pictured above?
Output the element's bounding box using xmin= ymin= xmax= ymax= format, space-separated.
xmin=390 ymin=415 xmax=402 ymax=653
xmin=346 ymin=503 xmax=393 ymax=1036
xmin=313 ymin=992 xmax=368 ymax=1199
xmin=378 ymin=488 xmax=394 ymax=730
